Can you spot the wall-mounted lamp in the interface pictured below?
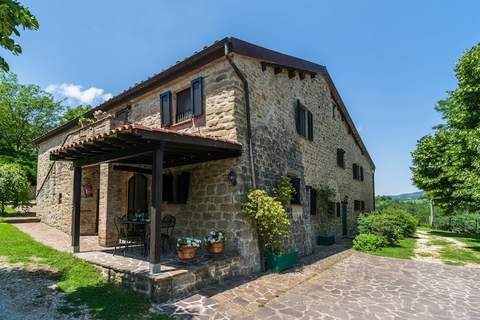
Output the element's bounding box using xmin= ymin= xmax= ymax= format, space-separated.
xmin=227 ymin=169 xmax=237 ymax=186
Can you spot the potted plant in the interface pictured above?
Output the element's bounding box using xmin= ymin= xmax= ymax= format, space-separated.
xmin=205 ymin=230 xmax=226 ymax=254
xmin=176 ymin=237 xmax=201 ymax=261
xmin=242 ymin=176 xmax=298 ymax=272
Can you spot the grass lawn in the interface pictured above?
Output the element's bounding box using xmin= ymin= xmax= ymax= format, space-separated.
xmin=0 ymin=222 xmax=170 ymax=320
xmin=370 ymin=237 xmax=416 ymax=259
xmin=0 ymin=206 xmax=17 ymax=216
xmin=423 ymin=228 xmax=480 ymax=266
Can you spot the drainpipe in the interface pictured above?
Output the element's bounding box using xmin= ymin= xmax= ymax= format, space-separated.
xmin=224 ymin=41 xmax=257 ymax=189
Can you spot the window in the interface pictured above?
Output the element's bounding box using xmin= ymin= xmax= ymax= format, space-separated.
xmin=295 ymin=99 xmax=313 ymax=141
xmin=162 ymin=172 xmax=191 ymax=203
xmin=115 ymin=106 xmax=130 ymax=123
xmin=176 ymin=88 xmax=192 ymax=122
xmin=337 ymin=148 xmax=345 ymax=168
xmin=354 ymin=200 xmax=366 ymax=212
xmin=336 ymin=202 xmax=341 ymax=217
xmin=290 ymin=176 xmax=301 ymax=205
xmin=332 ymin=104 xmax=336 ymax=119
xmin=307 ymin=186 xmax=317 ymax=215
xmin=353 ymin=164 xmax=364 ymax=181
xmin=160 ymin=91 xmax=172 ymax=127
xmin=58 ymin=193 xmax=62 ymax=204
xmin=352 ymin=163 xmax=359 ymax=180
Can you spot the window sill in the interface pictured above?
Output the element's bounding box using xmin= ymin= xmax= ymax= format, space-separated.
xmin=170 ymin=118 xmax=194 ymax=128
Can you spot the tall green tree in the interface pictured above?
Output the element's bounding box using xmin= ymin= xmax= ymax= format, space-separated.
xmin=0 ymin=72 xmax=62 ymax=181
xmin=60 ymin=104 xmax=92 ymax=124
xmin=412 ymin=44 xmax=480 ymax=213
xmin=0 ymin=163 xmax=29 ymax=213
xmin=0 ymin=0 xmax=39 ymax=72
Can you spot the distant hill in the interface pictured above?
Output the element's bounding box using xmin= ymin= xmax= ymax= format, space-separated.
xmin=385 ymin=191 xmax=425 ymax=201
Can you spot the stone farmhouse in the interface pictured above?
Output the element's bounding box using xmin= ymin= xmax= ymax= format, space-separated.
xmin=35 ymin=37 xmax=375 ymax=276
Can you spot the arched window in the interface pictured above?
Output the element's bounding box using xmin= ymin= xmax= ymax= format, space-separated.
xmin=127 ymin=174 xmax=147 ymax=219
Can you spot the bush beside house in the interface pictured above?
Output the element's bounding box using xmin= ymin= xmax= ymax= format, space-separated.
xmin=354 ymin=208 xmax=418 ymax=252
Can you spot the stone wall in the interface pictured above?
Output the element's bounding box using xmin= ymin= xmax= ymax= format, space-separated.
xmin=232 ymin=55 xmax=374 ymax=252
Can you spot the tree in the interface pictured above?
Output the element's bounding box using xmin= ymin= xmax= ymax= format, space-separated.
xmin=60 ymin=104 xmax=93 ymax=124
xmin=411 ymin=44 xmax=480 ymax=213
xmin=0 ymin=0 xmax=39 ymax=72
xmin=0 ymin=71 xmax=62 ymax=181
xmin=0 ymin=163 xmax=30 ymax=213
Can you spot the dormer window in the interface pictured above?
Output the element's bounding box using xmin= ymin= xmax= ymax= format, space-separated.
xmin=115 ymin=106 xmax=130 ymax=123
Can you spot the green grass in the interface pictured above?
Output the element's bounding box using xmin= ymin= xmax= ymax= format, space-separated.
xmin=0 ymin=223 xmax=171 ymax=320
xmin=370 ymin=237 xmax=416 ymax=259
xmin=427 ymin=239 xmax=451 ymax=246
xmin=0 ymin=206 xmax=17 ymax=216
xmin=422 ymin=228 xmax=480 ymax=266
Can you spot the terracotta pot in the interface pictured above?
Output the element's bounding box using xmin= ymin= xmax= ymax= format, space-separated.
xmin=177 ymin=246 xmax=198 ymax=261
xmin=208 ymin=241 xmax=224 ymax=254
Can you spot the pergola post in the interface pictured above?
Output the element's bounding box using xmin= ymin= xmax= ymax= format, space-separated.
xmin=149 ymin=144 xmax=164 ymax=274
xmin=71 ymin=165 xmax=82 ymax=253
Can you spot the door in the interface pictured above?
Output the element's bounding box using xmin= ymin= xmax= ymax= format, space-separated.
xmin=128 ymin=174 xmax=148 ymax=219
xmin=341 ymin=201 xmax=348 ymax=236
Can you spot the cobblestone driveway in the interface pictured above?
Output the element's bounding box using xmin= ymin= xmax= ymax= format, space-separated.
xmin=245 ymin=253 xmax=480 ymax=320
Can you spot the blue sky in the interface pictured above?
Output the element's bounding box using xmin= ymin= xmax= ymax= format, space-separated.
xmin=4 ymin=1 xmax=480 ymax=195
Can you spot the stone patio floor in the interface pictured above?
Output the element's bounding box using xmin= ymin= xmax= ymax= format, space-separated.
xmin=157 ymin=251 xmax=480 ymax=319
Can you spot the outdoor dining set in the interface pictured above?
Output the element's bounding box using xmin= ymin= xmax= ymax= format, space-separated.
xmin=112 ymin=213 xmax=176 ymax=257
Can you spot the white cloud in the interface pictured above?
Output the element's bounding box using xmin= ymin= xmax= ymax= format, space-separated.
xmin=46 ymin=83 xmax=113 ymax=106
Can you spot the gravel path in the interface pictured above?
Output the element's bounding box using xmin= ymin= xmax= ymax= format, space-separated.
xmin=0 ymin=259 xmax=91 ymax=320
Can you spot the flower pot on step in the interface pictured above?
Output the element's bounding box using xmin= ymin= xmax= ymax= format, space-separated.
xmin=208 ymin=242 xmax=224 ymax=254
xmin=177 ymin=246 xmax=198 ymax=261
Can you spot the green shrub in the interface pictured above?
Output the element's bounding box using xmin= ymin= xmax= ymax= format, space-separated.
xmin=353 ymin=233 xmax=385 ymax=252
xmin=383 ymin=208 xmax=418 ymax=237
xmin=357 ymin=213 xmax=403 ymax=245
xmin=434 ymin=214 xmax=480 ymax=234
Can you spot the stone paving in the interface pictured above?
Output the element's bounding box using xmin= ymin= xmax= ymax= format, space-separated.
xmin=156 ymin=251 xmax=480 ymax=319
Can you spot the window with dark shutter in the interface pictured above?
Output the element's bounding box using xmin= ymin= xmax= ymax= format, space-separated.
xmin=176 ymin=88 xmax=192 ymax=122
xmin=160 ymin=92 xmax=172 ymax=127
xmin=191 ymin=77 xmax=203 ymax=116
xmin=361 ymin=200 xmax=365 ymax=212
xmin=162 ymin=174 xmax=174 ymax=202
xmin=307 ymin=111 xmax=314 ymax=141
xmin=337 ymin=149 xmax=345 ymax=168
xmin=360 ymin=166 xmax=364 ymax=181
xmin=353 ymin=163 xmax=359 ymax=180
xmin=290 ymin=177 xmax=301 ymax=205
xmin=309 ymin=187 xmax=317 ymax=215
xmin=295 ymin=100 xmax=306 ymax=137
xmin=336 ymin=202 xmax=341 ymax=217
xmin=176 ymin=172 xmax=191 ymax=203
xmin=332 ymin=104 xmax=336 ymax=119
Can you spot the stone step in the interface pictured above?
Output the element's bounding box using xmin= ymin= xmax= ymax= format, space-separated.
xmin=2 ymin=216 xmax=41 ymax=224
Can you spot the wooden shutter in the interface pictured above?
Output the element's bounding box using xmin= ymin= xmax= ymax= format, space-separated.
xmin=360 ymin=166 xmax=364 ymax=181
xmin=160 ymin=92 xmax=172 ymax=127
xmin=191 ymin=77 xmax=203 ymax=116
xmin=361 ymin=200 xmax=365 ymax=212
xmin=162 ymin=174 xmax=174 ymax=202
xmin=295 ymin=100 xmax=306 ymax=137
xmin=290 ymin=177 xmax=301 ymax=204
xmin=337 ymin=149 xmax=345 ymax=167
xmin=176 ymin=172 xmax=191 ymax=203
xmin=336 ymin=202 xmax=341 ymax=217
xmin=352 ymin=163 xmax=358 ymax=180
xmin=310 ymin=187 xmax=317 ymax=215
xmin=307 ymin=111 xmax=314 ymax=141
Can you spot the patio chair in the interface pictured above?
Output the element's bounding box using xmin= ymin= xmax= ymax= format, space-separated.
xmin=113 ymin=216 xmax=143 ymax=256
xmin=160 ymin=215 xmax=176 ymax=252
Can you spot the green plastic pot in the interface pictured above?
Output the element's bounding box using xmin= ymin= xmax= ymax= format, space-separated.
xmin=265 ymin=250 xmax=299 ymax=272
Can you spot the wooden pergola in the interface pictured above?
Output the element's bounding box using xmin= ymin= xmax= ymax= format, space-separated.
xmin=50 ymin=124 xmax=242 ymax=273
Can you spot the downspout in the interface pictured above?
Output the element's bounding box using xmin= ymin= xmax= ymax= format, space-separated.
xmin=372 ymin=170 xmax=376 ymax=211
xmin=224 ymin=42 xmax=257 ymax=189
